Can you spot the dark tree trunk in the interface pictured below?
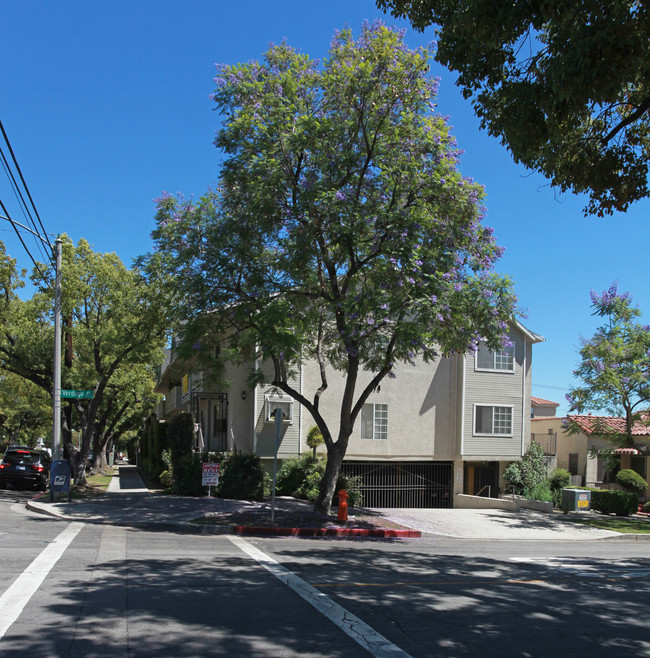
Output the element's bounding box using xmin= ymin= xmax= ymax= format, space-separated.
xmin=314 ymin=439 xmax=348 ymax=515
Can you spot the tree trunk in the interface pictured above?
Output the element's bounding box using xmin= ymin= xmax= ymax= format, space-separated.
xmin=314 ymin=439 xmax=348 ymax=515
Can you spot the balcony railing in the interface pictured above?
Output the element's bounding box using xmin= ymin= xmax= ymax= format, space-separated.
xmin=531 ymin=432 xmax=557 ymax=456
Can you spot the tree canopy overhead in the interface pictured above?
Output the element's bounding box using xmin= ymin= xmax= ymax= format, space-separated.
xmin=148 ymin=22 xmax=517 ymax=513
xmin=378 ymin=1 xmax=650 ymax=216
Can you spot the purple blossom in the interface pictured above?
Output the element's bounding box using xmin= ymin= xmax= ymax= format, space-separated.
xmin=335 ymin=190 xmax=346 ymax=201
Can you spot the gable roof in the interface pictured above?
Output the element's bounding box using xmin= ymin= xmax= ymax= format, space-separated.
xmin=531 ymin=396 xmax=559 ymax=407
xmin=567 ymin=414 xmax=650 ymax=437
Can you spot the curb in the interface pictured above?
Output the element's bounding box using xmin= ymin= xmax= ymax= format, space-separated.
xmin=233 ymin=525 xmax=421 ymax=538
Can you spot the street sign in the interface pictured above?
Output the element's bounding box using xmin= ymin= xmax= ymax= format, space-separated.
xmin=61 ymin=389 xmax=94 ymax=399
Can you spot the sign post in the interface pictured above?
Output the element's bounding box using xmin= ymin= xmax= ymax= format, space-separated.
xmin=271 ymin=407 xmax=283 ymax=523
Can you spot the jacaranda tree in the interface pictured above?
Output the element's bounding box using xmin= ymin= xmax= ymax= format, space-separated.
xmin=147 ymin=22 xmax=518 ymax=513
xmin=566 ymin=283 xmax=650 ymax=453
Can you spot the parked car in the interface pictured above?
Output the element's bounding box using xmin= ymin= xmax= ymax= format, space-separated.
xmin=0 ymin=446 xmax=51 ymax=491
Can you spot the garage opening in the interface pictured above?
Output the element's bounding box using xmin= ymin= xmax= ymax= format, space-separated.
xmin=341 ymin=461 xmax=453 ymax=508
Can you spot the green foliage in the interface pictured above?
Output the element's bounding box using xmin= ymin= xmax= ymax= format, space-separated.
xmin=336 ymin=472 xmax=364 ymax=508
xmin=276 ymin=454 xmax=363 ymax=507
xmin=0 ymin=236 xmax=168 ymax=484
xmin=159 ymin=470 xmax=173 ymax=489
xmin=306 ymin=425 xmax=324 ymax=458
xmin=642 ymin=501 xmax=650 ymax=513
xmin=503 ymin=442 xmax=548 ymax=496
xmin=567 ymin=285 xmax=650 ymax=452
xmin=0 ymin=372 xmax=51 ymax=446
xmin=527 ymin=481 xmax=553 ymax=504
xmin=590 ymin=489 xmax=639 ymax=517
xmin=217 ymin=453 xmax=265 ymax=501
xmin=615 ymin=468 xmax=648 ymax=493
xmin=276 ymin=455 xmax=310 ymax=497
xmin=146 ymin=22 xmax=517 ymax=514
xmin=548 ymin=467 xmax=572 ymax=492
xmin=377 ymin=1 xmax=650 ymax=217
xmin=548 ymin=467 xmax=572 ymax=508
xmin=168 ymin=412 xmax=195 ymax=466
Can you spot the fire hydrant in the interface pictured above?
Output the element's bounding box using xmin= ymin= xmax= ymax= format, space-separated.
xmin=337 ymin=489 xmax=349 ymax=522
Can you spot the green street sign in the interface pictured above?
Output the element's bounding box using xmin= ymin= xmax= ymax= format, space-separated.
xmin=61 ymin=389 xmax=94 ymax=399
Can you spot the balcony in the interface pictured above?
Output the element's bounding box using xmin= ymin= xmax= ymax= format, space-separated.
xmin=531 ymin=432 xmax=557 ymax=456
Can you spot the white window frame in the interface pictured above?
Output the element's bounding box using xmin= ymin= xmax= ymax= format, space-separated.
xmin=473 ymin=404 xmax=513 ymax=436
xmin=475 ymin=341 xmax=515 ymax=373
xmin=360 ymin=403 xmax=388 ymax=440
xmin=266 ymin=396 xmax=293 ymax=424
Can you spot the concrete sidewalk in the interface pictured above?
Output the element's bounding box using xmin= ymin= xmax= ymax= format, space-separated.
xmin=27 ymin=465 xmax=645 ymax=540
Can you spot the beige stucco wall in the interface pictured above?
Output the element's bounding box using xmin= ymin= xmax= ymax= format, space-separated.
xmin=300 ymin=353 xmax=458 ymax=460
xmin=531 ymin=417 xmax=589 ymax=482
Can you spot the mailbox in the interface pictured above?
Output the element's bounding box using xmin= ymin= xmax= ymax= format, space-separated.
xmin=49 ymin=459 xmax=72 ymax=502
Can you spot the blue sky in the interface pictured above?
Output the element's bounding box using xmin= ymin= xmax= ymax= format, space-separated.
xmin=2 ymin=0 xmax=649 ymax=416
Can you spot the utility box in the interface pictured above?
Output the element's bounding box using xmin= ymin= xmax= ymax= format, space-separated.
xmin=49 ymin=459 xmax=72 ymax=502
xmin=561 ymin=488 xmax=591 ymax=513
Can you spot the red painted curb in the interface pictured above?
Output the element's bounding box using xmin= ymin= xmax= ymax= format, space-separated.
xmin=233 ymin=526 xmax=421 ymax=538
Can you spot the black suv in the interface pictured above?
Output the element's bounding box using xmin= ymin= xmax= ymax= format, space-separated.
xmin=0 ymin=446 xmax=51 ymax=491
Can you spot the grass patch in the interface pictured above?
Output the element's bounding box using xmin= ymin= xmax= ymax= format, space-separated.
xmin=71 ymin=468 xmax=117 ymax=500
xmin=560 ymin=513 xmax=650 ymax=534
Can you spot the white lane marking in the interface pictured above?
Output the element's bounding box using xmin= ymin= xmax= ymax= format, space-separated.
xmin=228 ymin=535 xmax=411 ymax=657
xmin=0 ymin=522 xmax=84 ymax=640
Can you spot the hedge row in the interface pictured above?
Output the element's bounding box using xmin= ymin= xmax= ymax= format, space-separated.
xmin=588 ymin=489 xmax=638 ymax=517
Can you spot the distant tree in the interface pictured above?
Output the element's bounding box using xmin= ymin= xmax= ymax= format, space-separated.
xmin=377 ymin=1 xmax=650 ymax=217
xmin=147 ymin=23 xmax=517 ymax=514
xmin=0 ymin=372 xmax=51 ymax=447
xmin=0 ymin=237 xmax=168 ymax=484
xmin=566 ymin=284 xmax=650 ymax=454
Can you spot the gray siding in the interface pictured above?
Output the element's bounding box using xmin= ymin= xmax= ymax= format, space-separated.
xmin=254 ymin=359 xmax=301 ymax=458
xmin=462 ymin=331 xmax=526 ymax=459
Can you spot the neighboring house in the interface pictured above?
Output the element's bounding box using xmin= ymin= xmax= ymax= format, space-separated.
xmin=531 ymin=404 xmax=650 ymax=500
xmin=155 ymin=320 xmax=544 ymax=508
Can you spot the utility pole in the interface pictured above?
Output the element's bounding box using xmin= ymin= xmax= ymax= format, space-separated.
xmin=52 ymin=238 xmax=62 ymax=459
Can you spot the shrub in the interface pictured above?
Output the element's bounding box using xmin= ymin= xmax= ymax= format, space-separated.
xmin=548 ymin=467 xmax=572 ymax=508
xmin=276 ymin=455 xmax=312 ymax=496
xmin=504 ymin=442 xmax=547 ymax=495
xmin=548 ymin=468 xmax=571 ymax=492
xmin=306 ymin=425 xmax=324 ymax=458
xmin=615 ymin=469 xmax=648 ymax=493
xmin=643 ymin=501 xmax=650 ymax=514
xmin=590 ymin=489 xmax=638 ymax=516
xmin=527 ymin=480 xmax=553 ymax=503
xmin=160 ymin=470 xmax=173 ymax=489
xmin=336 ymin=472 xmax=364 ymax=507
xmin=217 ymin=453 xmax=265 ymax=501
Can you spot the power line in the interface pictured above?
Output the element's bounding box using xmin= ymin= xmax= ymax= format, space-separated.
xmin=0 ymin=198 xmax=47 ymax=278
xmin=0 ymin=120 xmax=50 ymax=243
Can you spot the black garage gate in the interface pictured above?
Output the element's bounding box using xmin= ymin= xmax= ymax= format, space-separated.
xmin=340 ymin=461 xmax=453 ymax=508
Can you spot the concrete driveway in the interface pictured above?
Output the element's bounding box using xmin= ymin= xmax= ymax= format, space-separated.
xmin=375 ymin=507 xmax=624 ymax=540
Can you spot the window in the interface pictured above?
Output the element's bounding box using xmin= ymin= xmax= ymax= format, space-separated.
xmin=476 ymin=342 xmax=514 ymax=372
xmin=568 ymin=453 xmax=579 ymax=475
xmin=473 ymin=405 xmax=513 ymax=436
xmin=361 ymin=403 xmax=388 ymax=440
xmin=266 ymin=396 xmax=293 ymax=423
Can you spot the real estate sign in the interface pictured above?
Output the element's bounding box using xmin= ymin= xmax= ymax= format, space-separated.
xmin=202 ymin=462 xmax=220 ymax=486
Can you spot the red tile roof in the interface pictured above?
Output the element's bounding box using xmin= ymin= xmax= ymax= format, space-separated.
xmin=531 ymin=396 xmax=559 ymax=407
xmin=567 ymin=415 xmax=650 ymax=436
